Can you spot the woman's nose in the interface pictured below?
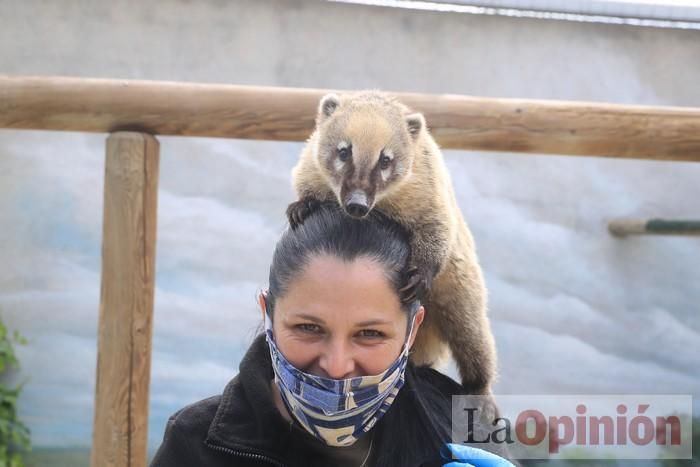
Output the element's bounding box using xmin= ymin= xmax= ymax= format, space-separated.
xmin=319 ymin=339 xmax=355 ymax=379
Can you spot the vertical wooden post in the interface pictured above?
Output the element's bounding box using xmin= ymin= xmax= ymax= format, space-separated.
xmin=92 ymin=132 xmax=159 ymax=467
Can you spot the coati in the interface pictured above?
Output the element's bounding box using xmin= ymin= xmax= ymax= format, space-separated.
xmin=286 ymin=91 xmax=496 ymax=395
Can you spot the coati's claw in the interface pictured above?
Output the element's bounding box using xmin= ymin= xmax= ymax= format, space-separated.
xmin=399 ymin=265 xmax=431 ymax=303
xmin=286 ymin=198 xmax=321 ymax=230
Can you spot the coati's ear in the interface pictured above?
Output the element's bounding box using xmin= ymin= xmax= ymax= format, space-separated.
xmin=406 ymin=113 xmax=425 ymax=140
xmin=318 ymin=93 xmax=340 ymax=123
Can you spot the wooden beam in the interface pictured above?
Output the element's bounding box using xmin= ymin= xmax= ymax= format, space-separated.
xmin=91 ymin=132 xmax=159 ymax=467
xmin=1 ymin=75 xmax=700 ymax=162
xmin=608 ymin=218 xmax=700 ymax=237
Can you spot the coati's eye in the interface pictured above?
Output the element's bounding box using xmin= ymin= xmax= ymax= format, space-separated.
xmin=379 ymin=153 xmax=392 ymax=170
xmin=337 ymin=146 xmax=352 ymax=162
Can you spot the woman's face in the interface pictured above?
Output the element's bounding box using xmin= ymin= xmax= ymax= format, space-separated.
xmin=260 ymin=254 xmax=424 ymax=379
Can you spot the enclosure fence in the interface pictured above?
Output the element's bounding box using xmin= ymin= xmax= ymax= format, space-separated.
xmin=1 ymin=75 xmax=699 ymax=467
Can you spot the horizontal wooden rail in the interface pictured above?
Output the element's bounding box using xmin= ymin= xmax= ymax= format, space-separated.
xmin=2 ymin=75 xmax=700 ymax=162
xmin=608 ymin=218 xmax=700 ymax=237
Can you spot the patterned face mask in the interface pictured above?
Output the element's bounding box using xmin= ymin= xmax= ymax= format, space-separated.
xmin=264 ymin=302 xmax=419 ymax=447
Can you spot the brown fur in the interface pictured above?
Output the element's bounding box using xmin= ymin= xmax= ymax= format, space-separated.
xmin=289 ymin=91 xmax=497 ymax=394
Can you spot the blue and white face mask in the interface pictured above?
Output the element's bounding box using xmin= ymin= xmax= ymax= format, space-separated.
xmin=264 ymin=304 xmax=418 ymax=447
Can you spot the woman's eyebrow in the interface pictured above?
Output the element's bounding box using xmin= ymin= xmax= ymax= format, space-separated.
xmin=289 ymin=314 xmax=392 ymax=327
xmin=355 ymin=319 xmax=392 ymax=327
xmin=291 ymin=313 xmax=326 ymax=324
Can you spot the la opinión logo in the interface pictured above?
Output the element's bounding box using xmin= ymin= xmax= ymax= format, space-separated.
xmin=452 ymin=395 xmax=693 ymax=460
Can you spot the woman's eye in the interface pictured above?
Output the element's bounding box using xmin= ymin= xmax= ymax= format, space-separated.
xmin=357 ymin=329 xmax=385 ymax=339
xmin=337 ymin=146 xmax=352 ymax=162
xmin=295 ymin=323 xmax=322 ymax=334
xmin=379 ymin=154 xmax=391 ymax=170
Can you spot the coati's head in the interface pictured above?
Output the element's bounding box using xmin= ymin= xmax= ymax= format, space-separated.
xmin=313 ymin=92 xmax=425 ymax=218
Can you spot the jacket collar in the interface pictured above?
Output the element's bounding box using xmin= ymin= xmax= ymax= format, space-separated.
xmin=205 ymin=334 xmax=292 ymax=454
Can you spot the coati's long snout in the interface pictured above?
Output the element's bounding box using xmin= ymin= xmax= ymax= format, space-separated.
xmin=338 ymin=176 xmax=376 ymax=219
xmin=344 ymin=190 xmax=369 ymax=217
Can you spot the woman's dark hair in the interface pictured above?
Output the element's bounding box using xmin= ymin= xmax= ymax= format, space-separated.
xmin=265 ymin=202 xmax=453 ymax=467
xmin=266 ymin=202 xmax=418 ymax=317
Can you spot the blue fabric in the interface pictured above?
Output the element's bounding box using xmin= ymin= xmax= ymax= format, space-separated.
xmin=264 ymin=305 xmax=418 ymax=447
xmin=442 ymin=443 xmax=515 ymax=467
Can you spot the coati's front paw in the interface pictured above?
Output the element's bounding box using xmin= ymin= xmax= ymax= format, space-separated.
xmin=286 ymin=198 xmax=321 ymax=230
xmin=399 ymin=265 xmax=433 ymax=303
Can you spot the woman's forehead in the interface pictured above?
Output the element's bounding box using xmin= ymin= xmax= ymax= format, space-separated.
xmin=278 ymin=254 xmax=404 ymax=322
xmin=296 ymin=254 xmax=389 ymax=288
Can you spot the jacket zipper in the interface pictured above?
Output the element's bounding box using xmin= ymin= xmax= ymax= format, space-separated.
xmin=206 ymin=442 xmax=288 ymax=467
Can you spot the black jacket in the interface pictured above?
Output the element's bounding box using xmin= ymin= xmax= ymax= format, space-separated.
xmin=151 ymin=334 xmax=498 ymax=467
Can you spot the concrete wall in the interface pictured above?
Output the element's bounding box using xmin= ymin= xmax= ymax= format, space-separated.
xmin=1 ymin=0 xmax=698 ymax=451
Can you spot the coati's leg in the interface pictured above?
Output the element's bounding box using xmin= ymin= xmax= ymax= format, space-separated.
xmin=286 ymin=197 xmax=322 ymax=230
xmin=428 ymin=254 xmax=496 ymax=395
xmin=419 ymin=274 xmax=501 ymax=427
xmin=398 ymin=219 xmax=451 ymax=304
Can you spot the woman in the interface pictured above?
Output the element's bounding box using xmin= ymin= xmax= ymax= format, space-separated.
xmin=151 ymin=203 xmax=512 ymax=467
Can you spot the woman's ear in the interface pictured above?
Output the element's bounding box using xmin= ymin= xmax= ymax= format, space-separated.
xmin=408 ymin=305 xmax=425 ymax=349
xmin=258 ymin=290 xmax=268 ymax=321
